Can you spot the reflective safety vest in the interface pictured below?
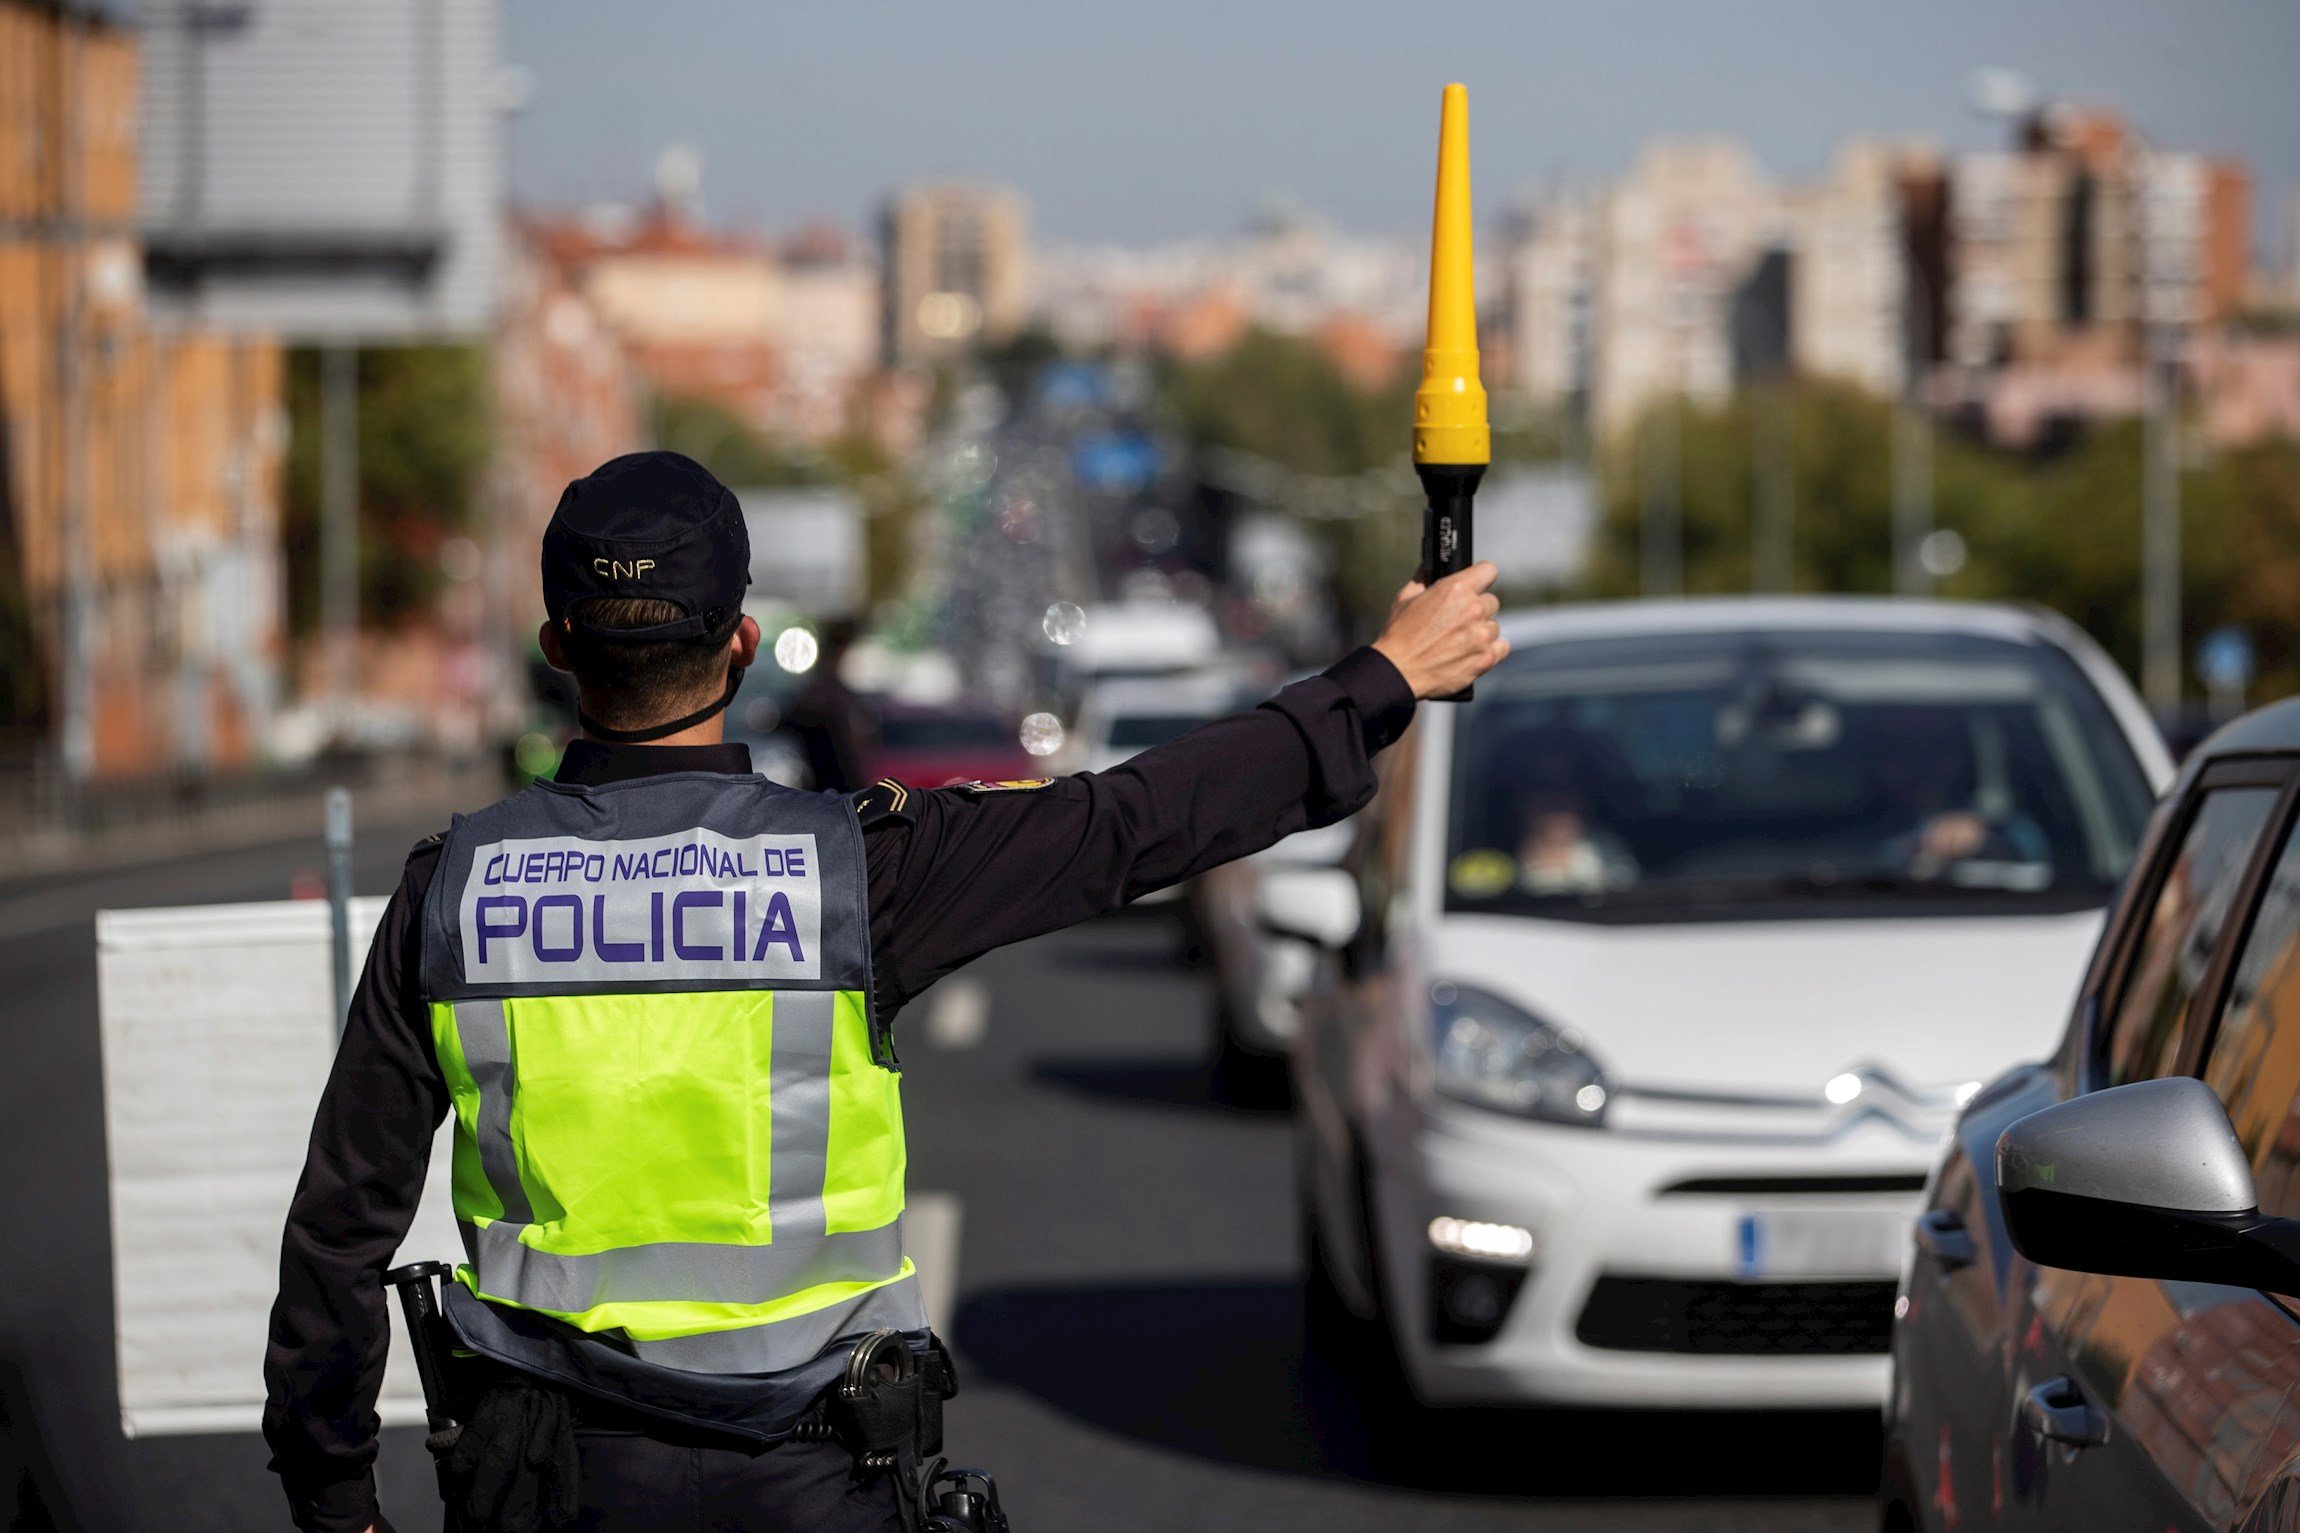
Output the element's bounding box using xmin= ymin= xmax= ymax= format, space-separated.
xmin=417 ymin=771 xmax=923 ymax=1374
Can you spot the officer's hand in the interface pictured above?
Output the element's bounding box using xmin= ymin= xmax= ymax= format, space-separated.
xmin=1372 ymin=562 xmax=1508 ymax=700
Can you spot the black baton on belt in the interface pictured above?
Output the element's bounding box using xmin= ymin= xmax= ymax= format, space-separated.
xmin=385 ymin=1261 xmax=468 ymax=1529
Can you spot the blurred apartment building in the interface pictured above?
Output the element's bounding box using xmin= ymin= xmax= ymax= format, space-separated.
xmin=1503 ymin=106 xmax=2286 ymax=451
xmin=882 ymin=181 xmax=1030 ymax=365
xmin=1511 ymin=139 xmax=1939 ymax=437
xmin=0 ymin=0 xmax=288 ymax=785
xmin=1586 ymin=139 xmax=1786 ymax=436
xmin=524 ymin=162 xmax=879 ymax=449
xmin=1941 ymin=107 xmax=2249 ymax=442
xmin=1790 ymin=140 xmax=1940 ymax=400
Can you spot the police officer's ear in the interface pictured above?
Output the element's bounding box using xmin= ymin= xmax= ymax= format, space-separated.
xmin=727 ymin=614 xmax=761 ymax=673
xmin=538 ymin=619 xmax=573 ymax=675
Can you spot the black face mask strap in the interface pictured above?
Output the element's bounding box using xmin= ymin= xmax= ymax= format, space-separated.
xmin=579 ymin=665 xmax=747 ymax=745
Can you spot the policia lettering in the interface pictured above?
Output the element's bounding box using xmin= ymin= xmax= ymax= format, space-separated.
xmin=418 ymin=771 xmax=922 ymax=1374
xmin=463 ymin=830 xmax=818 ymax=982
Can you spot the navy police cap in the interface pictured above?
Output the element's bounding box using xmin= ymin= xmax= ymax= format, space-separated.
xmin=541 ymin=451 xmax=750 ymax=642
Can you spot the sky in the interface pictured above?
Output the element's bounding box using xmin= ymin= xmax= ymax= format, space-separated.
xmin=504 ymin=0 xmax=2300 ymax=257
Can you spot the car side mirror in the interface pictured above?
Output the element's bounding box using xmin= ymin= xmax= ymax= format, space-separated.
xmin=1256 ymin=866 xmax=1361 ymax=950
xmin=1263 ymin=819 xmax=1356 ymax=869
xmin=1997 ymin=1077 xmax=2300 ymax=1296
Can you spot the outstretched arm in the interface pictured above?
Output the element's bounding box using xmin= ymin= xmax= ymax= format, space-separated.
xmin=862 ymin=564 xmax=1506 ymax=1019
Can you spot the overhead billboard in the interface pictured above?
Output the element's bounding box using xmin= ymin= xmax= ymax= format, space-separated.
xmin=137 ymin=0 xmax=506 ymax=339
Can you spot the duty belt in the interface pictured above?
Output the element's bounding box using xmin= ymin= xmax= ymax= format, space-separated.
xmin=385 ymin=1265 xmax=1008 ymax=1533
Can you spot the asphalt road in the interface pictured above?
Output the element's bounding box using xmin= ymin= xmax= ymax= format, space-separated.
xmin=0 ymin=820 xmax=1877 ymax=1532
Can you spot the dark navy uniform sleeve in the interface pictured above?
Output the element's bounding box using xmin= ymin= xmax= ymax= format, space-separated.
xmin=263 ymin=836 xmax=453 ymax=1533
xmin=859 ymin=644 xmax=1414 ymax=1021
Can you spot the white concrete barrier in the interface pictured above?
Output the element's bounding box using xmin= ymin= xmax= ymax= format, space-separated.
xmin=96 ymin=898 xmax=458 ymax=1437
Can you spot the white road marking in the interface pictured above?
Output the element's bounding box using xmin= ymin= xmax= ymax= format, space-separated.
xmin=905 ymin=1191 xmax=963 ymax=1336
xmin=924 ymin=977 xmax=989 ymax=1049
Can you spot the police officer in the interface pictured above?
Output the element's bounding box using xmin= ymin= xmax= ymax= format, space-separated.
xmin=262 ymin=450 xmax=1507 ymax=1533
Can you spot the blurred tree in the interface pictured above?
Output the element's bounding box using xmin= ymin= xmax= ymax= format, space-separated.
xmin=830 ymin=435 xmax=926 ymax=612
xmin=1580 ymin=379 xmax=2300 ymax=703
xmin=283 ymin=345 xmax=491 ymax=635
xmin=1160 ymin=329 xmax=1577 ymax=638
xmin=976 ymin=325 xmax=1063 ymax=405
xmin=1165 ymin=328 xmax=1404 ymax=476
xmin=1583 ymin=380 xmax=1900 ymax=598
xmin=1163 ymin=329 xmax=1404 ymax=636
xmin=652 ymin=395 xmax=823 ymax=488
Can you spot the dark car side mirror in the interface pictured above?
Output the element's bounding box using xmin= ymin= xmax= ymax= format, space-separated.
xmin=1997 ymin=1077 xmax=2300 ymax=1296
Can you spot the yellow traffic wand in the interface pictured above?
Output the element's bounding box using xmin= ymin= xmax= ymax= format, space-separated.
xmin=1412 ymin=83 xmax=1490 ymax=701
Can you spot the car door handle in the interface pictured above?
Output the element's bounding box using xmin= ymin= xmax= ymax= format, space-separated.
xmin=1914 ymin=1207 xmax=1977 ymax=1270
xmin=2022 ymin=1376 xmax=2109 ymax=1448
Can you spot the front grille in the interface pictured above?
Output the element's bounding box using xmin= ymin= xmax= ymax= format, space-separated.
xmin=1575 ymin=1275 xmax=1897 ymax=1355
xmin=1657 ymin=1172 xmax=1927 ymax=1196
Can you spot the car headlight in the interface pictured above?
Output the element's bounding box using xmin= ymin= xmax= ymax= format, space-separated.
xmin=1430 ymin=981 xmax=1609 ymax=1127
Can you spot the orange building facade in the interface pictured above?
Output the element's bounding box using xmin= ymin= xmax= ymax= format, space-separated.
xmin=0 ymin=1 xmax=287 ymax=783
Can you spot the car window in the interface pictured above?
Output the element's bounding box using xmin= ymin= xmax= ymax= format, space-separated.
xmin=2205 ymin=812 xmax=2300 ymax=1215
xmin=1442 ymin=628 xmax=2154 ymax=922
xmin=1108 ymin=712 xmax=1218 ymax=749
xmin=2103 ymin=785 xmax=2282 ymax=1086
xmin=878 ymin=714 xmax=1012 ymax=750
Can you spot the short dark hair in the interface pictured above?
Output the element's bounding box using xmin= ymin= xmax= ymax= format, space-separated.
xmin=565 ymin=597 xmax=738 ymax=732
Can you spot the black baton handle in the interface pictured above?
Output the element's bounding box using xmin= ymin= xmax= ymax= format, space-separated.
xmin=1416 ymin=462 xmax=1484 ymax=703
xmin=385 ymin=1261 xmax=469 ymax=1530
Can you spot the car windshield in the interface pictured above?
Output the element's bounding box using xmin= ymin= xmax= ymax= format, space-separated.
xmin=879 ymin=713 xmax=1013 ymax=751
xmin=1108 ymin=711 xmax=1218 ymax=748
xmin=1445 ymin=627 xmax=2155 ymax=920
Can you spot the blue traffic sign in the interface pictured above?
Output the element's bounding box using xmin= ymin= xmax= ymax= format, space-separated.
xmin=2198 ymin=627 xmax=2255 ymax=694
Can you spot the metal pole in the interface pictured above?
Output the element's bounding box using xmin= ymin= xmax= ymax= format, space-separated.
xmin=58 ymin=16 xmax=94 ymax=785
xmin=325 ymin=786 xmax=354 ymax=1032
xmin=1752 ymin=381 xmax=1794 ymax=594
xmin=1891 ymin=392 xmax=1933 ymax=596
xmin=321 ymin=345 xmax=360 ymax=698
xmin=1640 ymin=395 xmax=1682 ymax=598
xmin=2141 ymin=326 xmax=2181 ymax=714
xmin=1892 ymin=253 xmax=1935 ymax=597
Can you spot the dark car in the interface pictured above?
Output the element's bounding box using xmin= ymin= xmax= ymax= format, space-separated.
xmin=861 ymin=701 xmax=1038 ymax=789
xmin=1885 ymin=696 xmax=2300 ymax=1532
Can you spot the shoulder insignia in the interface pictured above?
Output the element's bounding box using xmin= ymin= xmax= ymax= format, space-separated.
xmin=405 ymin=830 xmax=447 ymax=881
xmin=852 ymin=777 xmax=915 ymax=827
xmin=954 ymin=778 xmax=1055 ymax=796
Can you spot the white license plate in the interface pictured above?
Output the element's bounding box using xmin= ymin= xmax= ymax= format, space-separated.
xmin=1733 ymin=1210 xmax=1905 ymax=1280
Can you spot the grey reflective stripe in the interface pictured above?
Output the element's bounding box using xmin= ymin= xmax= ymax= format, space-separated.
xmin=769 ymin=990 xmax=835 ymax=1242
xmin=454 ymin=999 xmax=533 ymax=1224
xmin=626 ymin=1271 xmax=929 ymax=1374
xmin=464 ymin=1216 xmax=906 ymax=1312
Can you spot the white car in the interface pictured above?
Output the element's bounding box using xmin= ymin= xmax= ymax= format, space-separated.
xmin=1057 ymin=601 xmax=1221 ymax=687
xmin=1279 ymin=599 xmax=2172 ymax=1411
xmin=1065 ymin=673 xmax=1242 ymax=775
xmin=1191 ymin=817 xmax=1354 ymax=1073
xmin=1064 ymin=672 xmax=1246 ymax=906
